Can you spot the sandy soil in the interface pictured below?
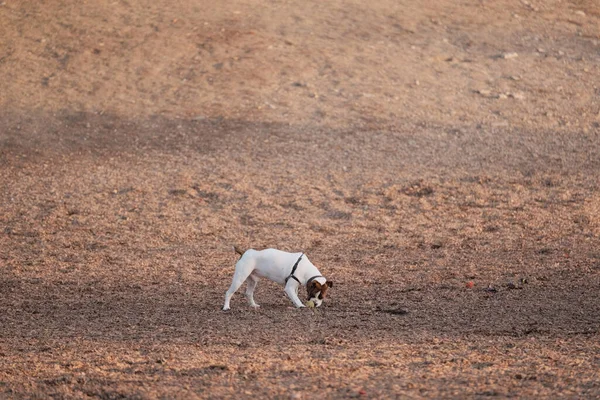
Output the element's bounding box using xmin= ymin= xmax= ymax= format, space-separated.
xmin=1 ymin=0 xmax=599 ymax=398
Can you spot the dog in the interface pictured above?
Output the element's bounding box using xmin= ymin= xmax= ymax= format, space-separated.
xmin=222 ymin=246 xmax=333 ymax=310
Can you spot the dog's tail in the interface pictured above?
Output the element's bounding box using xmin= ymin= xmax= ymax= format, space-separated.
xmin=233 ymin=245 xmax=246 ymax=257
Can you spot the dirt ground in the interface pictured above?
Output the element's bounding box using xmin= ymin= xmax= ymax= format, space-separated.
xmin=1 ymin=0 xmax=600 ymax=398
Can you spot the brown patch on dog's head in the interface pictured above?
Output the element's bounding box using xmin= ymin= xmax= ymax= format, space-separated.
xmin=307 ymin=280 xmax=333 ymax=307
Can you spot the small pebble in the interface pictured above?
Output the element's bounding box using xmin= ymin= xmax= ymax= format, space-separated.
xmin=502 ymin=52 xmax=519 ymax=59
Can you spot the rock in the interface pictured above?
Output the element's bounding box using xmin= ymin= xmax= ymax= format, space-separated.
xmin=502 ymin=52 xmax=519 ymax=59
xmin=574 ymin=10 xmax=586 ymax=17
xmin=477 ymin=89 xmax=492 ymax=97
xmin=484 ymin=284 xmax=498 ymax=293
xmin=508 ymin=92 xmax=525 ymax=100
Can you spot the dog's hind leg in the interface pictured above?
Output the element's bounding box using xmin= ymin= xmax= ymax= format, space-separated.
xmin=223 ymin=258 xmax=255 ymax=311
xmin=245 ymin=273 xmax=260 ymax=308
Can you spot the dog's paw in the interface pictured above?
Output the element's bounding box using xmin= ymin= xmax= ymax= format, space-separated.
xmin=250 ymin=304 xmax=260 ymax=309
xmin=222 ymin=306 xmax=231 ymax=311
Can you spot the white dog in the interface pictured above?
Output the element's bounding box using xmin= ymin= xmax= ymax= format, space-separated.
xmin=223 ymin=247 xmax=333 ymax=310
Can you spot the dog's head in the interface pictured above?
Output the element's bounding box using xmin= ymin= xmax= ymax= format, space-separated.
xmin=307 ymin=280 xmax=333 ymax=307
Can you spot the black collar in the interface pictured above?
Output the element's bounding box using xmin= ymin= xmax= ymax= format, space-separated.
xmin=285 ymin=253 xmax=304 ymax=284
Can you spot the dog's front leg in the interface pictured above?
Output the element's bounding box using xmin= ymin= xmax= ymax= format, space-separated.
xmin=284 ymin=282 xmax=306 ymax=308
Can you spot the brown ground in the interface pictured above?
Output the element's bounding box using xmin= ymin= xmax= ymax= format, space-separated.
xmin=1 ymin=0 xmax=600 ymax=398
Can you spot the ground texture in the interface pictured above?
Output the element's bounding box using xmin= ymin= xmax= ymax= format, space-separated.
xmin=1 ymin=0 xmax=600 ymax=398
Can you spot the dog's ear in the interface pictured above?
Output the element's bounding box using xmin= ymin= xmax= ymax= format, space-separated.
xmin=326 ymin=281 xmax=333 ymax=288
xmin=312 ymin=281 xmax=322 ymax=289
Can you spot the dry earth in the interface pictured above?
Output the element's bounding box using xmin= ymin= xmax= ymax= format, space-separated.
xmin=1 ymin=0 xmax=600 ymax=398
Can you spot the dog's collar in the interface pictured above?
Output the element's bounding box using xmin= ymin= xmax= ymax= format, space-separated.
xmin=285 ymin=253 xmax=304 ymax=284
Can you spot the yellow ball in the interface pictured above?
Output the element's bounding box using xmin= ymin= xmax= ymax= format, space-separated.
xmin=306 ymin=300 xmax=315 ymax=308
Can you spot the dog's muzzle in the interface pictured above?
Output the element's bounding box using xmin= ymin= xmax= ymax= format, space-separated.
xmin=309 ymin=296 xmax=323 ymax=307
